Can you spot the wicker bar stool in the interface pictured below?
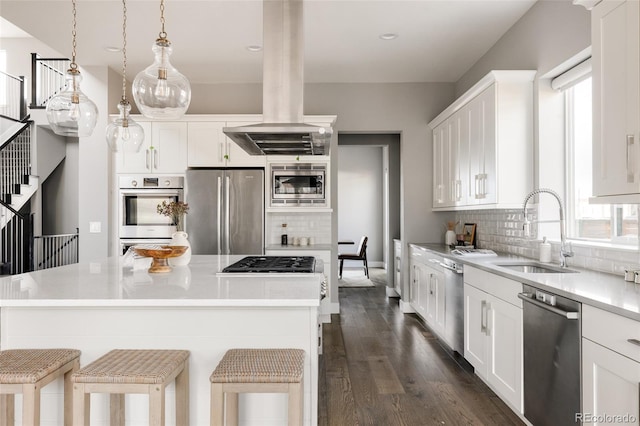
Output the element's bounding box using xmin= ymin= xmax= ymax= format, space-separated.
xmin=71 ymin=349 xmax=189 ymax=426
xmin=0 ymin=348 xmax=81 ymax=426
xmin=210 ymin=348 xmax=305 ymax=426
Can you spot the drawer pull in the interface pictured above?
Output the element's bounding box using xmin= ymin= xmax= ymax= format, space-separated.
xmin=627 ymin=338 xmax=640 ymax=347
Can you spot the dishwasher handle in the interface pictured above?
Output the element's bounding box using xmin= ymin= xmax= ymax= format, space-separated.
xmin=518 ymin=292 xmax=580 ymax=319
xmin=439 ymin=262 xmax=463 ymax=274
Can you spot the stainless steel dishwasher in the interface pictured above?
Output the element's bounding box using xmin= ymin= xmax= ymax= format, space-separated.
xmin=439 ymin=257 xmax=464 ymax=354
xmin=518 ymin=284 xmax=581 ymax=426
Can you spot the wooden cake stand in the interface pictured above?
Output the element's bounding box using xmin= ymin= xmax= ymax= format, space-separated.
xmin=133 ymin=246 xmax=188 ymax=273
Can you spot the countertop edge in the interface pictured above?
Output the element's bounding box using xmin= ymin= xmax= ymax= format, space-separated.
xmin=409 ymin=243 xmax=640 ymax=322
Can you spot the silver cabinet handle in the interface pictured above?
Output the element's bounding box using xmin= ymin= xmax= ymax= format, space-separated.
xmin=154 ymin=149 xmax=159 ymax=170
xmin=475 ymin=175 xmax=480 ymax=199
xmin=217 ymin=176 xmax=222 ymax=255
xmin=481 ymin=300 xmax=487 ymax=334
xmin=627 ymin=338 xmax=640 ymax=347
xmin=225 ymin=175 xmax=230 ymax=254
xmin=627 ymin=135 xmax=635 ymax=183
xmin=485 ymin=302 xmax=491 ymax=336
xmin=146 ymin=149 xmax=151 ymax=170
xmin=219 ymin=141 xmax=224 ymax=163
xmin=517 ymin=292 xmax=580 ymax=319
xmin=456 ymin=180 xmax=462 ymax=201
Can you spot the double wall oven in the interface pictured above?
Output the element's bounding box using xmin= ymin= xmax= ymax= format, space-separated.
xmin=118 ymin=175 xmax=184 ymax=254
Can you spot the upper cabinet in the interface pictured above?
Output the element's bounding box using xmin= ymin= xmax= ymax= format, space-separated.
xmin=187 ymin=121 xmax=266 ymax=167
xmin=115 ymin=121 xmax=187 ymax=174
xmin=428 ymin=70 xmax=535 ymax=211
xmin=591 ymin=0 xmax=640 ymax=201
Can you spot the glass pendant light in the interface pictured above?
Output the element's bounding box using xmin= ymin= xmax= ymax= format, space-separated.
xmin=106 ymin=0 xmax=144 ymax=153
xmin=132 ymin=0 xmax=191 ymax=119
xmin=46 ymin=0 xmax=98 ymax=137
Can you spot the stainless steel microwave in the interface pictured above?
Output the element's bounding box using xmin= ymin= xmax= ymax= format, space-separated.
xmin=271 ymin=163 xmax=326 ymax=206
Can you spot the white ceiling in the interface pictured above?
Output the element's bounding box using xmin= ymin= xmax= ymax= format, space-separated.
xmin=0 ymin=0 xmax=537 ymax=84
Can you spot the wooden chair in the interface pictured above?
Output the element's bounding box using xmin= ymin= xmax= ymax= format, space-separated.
xmin=210 ymin=348 xmax=305 ymax=426
xmin=71 ymin=349 xmax=190 ymax=426
xmin=339 ymin=236 xmax=369 ymax=279
xmin=0 ymin=348 xmax=81 ymax=426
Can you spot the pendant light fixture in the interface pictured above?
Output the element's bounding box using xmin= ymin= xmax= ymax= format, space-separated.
xmin=46 ymin=0 xmax=98 ymax=137
xmin=106 ymin=0 xmax=144 ymax=153
xmin=132 ymin=0 xmax=191 ymax=119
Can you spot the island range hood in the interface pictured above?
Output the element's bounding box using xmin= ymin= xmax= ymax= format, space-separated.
xmin=223 ymin=0 xmax=332 ymax=156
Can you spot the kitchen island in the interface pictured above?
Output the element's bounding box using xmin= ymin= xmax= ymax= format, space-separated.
xmin=0 ymin=255 xmax=322 ymax=426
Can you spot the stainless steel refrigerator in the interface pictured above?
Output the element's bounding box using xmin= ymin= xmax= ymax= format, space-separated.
xmin=185 ymin=169 xmax=264 ymax=255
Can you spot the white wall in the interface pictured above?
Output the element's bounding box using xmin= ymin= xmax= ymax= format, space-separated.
xmin=338 ymin=145 xmax=383 ymax=265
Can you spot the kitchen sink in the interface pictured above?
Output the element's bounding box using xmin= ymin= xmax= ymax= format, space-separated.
xmin=494 ymin=262 xmax=578 ymax=274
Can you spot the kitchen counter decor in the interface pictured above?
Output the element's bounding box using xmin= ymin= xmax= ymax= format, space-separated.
xmin=133 ymin=245 xmax=188 ymax=272
xmin=157 ymin=200 xmax=191 ymax=265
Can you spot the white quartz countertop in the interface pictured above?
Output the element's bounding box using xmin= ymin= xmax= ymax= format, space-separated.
xmin=410 ymin=243 xmax=640 ymax=321
xmin=0 ymin=255 xmax=322 ymax=308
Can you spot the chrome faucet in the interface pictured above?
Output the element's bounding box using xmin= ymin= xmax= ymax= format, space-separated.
xmin=522 ymin=188 xmax=574 ymax=267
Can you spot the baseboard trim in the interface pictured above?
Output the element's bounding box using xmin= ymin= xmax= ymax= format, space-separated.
xmin=399 ymin=300 xmax=415 ymax=313
xmin=386 ymin=287 xmax=400 ymax=298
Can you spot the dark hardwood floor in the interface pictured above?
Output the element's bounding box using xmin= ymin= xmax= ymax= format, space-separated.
xmin=318 ymin=268 xmax=524 ymax=426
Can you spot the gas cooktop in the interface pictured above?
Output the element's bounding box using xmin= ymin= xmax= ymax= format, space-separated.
xmin=222 ymin=256 xmax=316 ymax=273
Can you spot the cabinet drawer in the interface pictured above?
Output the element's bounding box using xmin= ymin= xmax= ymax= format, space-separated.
xmin=583 ymin=305 xmax=640 ymax=363
xmin=464 ymin=266 xmax=522 ymax=307
xmin=409 ymin=246 xmax=442 ymax=266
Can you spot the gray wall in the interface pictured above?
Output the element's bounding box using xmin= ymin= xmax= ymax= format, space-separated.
xmin=456 ymin=0 xmax=591 ymax=96
xmin=337 ymin=145 xmax=384 ymax=264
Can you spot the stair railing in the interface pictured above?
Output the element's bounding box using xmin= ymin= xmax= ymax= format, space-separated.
xmin=0 ymin=71 xmax=27 ymax=121
xmin=33 ymin=229 xmax=79 ymax=270
xmin=0 ymin=205 xmax=33 ymax=275
xmin=1 ymin=123 xmax=31 ymax=205
xmin=30 ymin=53 xmax=70 ymax=108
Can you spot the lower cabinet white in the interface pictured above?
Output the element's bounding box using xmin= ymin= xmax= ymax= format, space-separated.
xmin=464 ymin=266 xmax=523 ymax=413
xmin=582 ymin=305 xmax=640 ymax=425
xmin=409 ymin=247 xmax=446 ymax=344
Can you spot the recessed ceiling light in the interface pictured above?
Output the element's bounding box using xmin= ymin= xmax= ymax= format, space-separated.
xmin=246 ymin=45 xmax=262 ymax=52
xmin=379 ymin=33 xmax=398 ymax=41
xmin=104 ymin=46 xmax=122 ymax=53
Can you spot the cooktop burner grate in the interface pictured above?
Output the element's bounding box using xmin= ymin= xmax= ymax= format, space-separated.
xmin=222 ymin=256 xmax=316 ymax=273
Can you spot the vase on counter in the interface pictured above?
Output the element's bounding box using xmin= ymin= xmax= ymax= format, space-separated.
xmin=169 ymin=231 xmax=191 ymax=266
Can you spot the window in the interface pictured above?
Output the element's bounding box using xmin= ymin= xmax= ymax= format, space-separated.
xmin=565 ymin=77 xmax=639 ymax=245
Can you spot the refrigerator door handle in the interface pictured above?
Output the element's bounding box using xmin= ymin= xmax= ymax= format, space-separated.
xmin=217 ymin=176 xmax=222 ymax=255
xmin=225 ymin=175 xmax=231 ymax=254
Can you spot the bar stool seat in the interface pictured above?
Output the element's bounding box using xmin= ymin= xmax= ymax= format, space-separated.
xmin=0 ymin=348 xmax=81 ymax=426
xmin=210 ymin=348 xmax=305 ymax=426
xmin=72 ymin=349 xmax=189 ymax=426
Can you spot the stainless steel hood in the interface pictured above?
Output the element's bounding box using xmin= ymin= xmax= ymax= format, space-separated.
xmin=223 ymin=0 xmax=332 ymax=156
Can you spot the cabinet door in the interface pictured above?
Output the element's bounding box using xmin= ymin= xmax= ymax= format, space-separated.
xmin=152 ymin=122 xmax=188 ymax=173
xmin=433 ymin=123 xmax=448 ymax=208
xmin=115 ymin=121 xmax=153 ymax=173
xmin=592 ymin=0 xmax=640 ymax=196
xmin=464 ymin=283 xmax=488 ymax=377
xmin=450 ymin=111 xmax=468 ymax=206
xmin=225 ymin=122 xmax=267 ymax=167
xmin=487 ymin=295 xmax=523 ymax=412
xmin=187 ymin=121 xmax=226 ymax=167
xmin=468 ymin=85 xmax=497 ymax=204
xmin=583 ymin=338 xmax=640 ymax=425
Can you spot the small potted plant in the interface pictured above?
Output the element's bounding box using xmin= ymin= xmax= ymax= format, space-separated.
xmin=157 ymin=200 xmax=191 ymax=266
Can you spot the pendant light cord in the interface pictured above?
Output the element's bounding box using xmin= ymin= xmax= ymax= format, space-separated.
xmin=70 ymin=0 xmax=78 ymax=71
xmin=159 ymin=0 xmax=167 ymax=39
xmin=121 ymin=0 xmax=128 ymax=102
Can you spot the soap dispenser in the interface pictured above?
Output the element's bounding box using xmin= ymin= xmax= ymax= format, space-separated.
xmin=539 ymin=237 xmax=551 ymax=263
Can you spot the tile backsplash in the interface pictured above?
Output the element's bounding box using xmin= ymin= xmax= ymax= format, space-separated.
xmin=267 ymin=213 xmax=332 ymax=245
xmin=454 ymin=209 xmax=640 ymax=276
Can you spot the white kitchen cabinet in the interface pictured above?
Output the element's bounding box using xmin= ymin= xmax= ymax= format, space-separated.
xmin=187 ymin=121 xmax=266 ymax=167
xmin=464 ymin=266 xmax=523 ymax=413
xmin=115 ymin=121 xmax=187 ymax=174
xmin=409 ymin=247 xmax=446 ymax=341
xmin=591 ymin=0 xmax=640 ymax=201
xmin=582 ymin=304 xmax=640 ymax=424
xmin=428 ymin=70 xmax=535 ymax=211
xmin=393 ymin=239 xmax=402 ymax=296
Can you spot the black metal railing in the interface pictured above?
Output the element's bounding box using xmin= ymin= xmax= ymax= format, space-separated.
xmin=0 ymin=123 xmax=31 ymax=204
xmin=30 ymin=53 xmax=70 ymax=108
xmin=0 ymin=71 xmax=27 ymax=121
xmin=0 ymin=206 xmax=33 ymax=275
xmin=33 ymin=229 xmax=79 ymax=270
